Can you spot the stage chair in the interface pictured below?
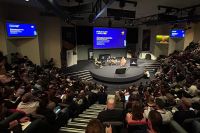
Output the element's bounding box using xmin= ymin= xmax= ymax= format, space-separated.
xmin=94 ymin=58 xmax=102 ymax=68
xmin=145 ymin=54 xmax=151 ymax=60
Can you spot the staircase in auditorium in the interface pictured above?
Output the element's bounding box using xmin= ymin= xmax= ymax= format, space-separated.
xmin=59 ymin=104 xmax=106 ymax=133
xmin=66 ymin=70 xmax=93 ymax=81
xmin=142 ymin=62 xmax=160 ymax=73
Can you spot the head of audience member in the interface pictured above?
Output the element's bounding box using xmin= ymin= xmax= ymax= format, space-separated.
xmin=15 ymin=88 xmax=25 ymax=98
xmin=131 ymin=101 xmax=144 ymax=120
xmin=147 ymin=96 xmax=156 ymax=108
xmin=148 ymin=110 xmax=163 ymax=133
xmin=180 ymin=97 xmax=192 ymax=110
xmin=155 ymin=98 xmax=165 ymax=110
xmin=85 ymin=119 xmax=105 ymax=133
xmin=106 ymin=98 xmax=115 ymax=110
xmin=128 ymin=94 xmax=140 ymax=103
xmin=21 ymin=92 xmax=34 ymax=103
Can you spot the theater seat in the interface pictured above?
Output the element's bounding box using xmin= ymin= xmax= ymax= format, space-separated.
xmin=127 ymin=123 xmax=147 ymax=133
xmin=24 ymin=119 xmax=55 ymax=133
xmin=183 ymin=118 xmax=200 ymax=133
xmin=169 ymin=120 xmax=187 ymax=133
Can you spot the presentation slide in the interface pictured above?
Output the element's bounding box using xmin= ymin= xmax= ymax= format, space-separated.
xmin=170 ymin=30 xmax=185 ymax=38
xmin=93 ymin=27 xmax=127 ymax=49
xmin=6 ymin=22 xmax=37 ymax=37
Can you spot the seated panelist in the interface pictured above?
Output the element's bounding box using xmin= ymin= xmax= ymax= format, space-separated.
xmin=120 ymin=57 xmax=126 ymax=67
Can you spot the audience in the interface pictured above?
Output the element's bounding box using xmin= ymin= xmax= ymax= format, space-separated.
xmin=0 ymin=51 xmax=106 ymax=132
xmin=0 ymin=41 xmax=200 ymax=132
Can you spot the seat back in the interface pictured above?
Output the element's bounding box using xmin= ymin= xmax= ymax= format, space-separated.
xmin=169 ymin=120 xmax=187 ymax=133
xmin=127 ymin=123 xmax=147 ymax=133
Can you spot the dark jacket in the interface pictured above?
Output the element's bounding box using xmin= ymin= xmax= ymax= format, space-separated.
xmin=97 ymin=109 xmax=124 ymax=122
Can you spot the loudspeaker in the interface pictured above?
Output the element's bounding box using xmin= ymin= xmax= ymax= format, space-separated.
xmin=130 ymin=58 xmax=137 ymax=66
xmin=115 ymin=68 xmax=126 ymax=74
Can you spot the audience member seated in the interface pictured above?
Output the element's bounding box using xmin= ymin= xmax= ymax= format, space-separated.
xmin=95 ymin=58 xmax=103 ymax=68
xmin=120 ymin=57 xmax=127 ymax=67
xmin=144 ymin=96 xmax=156 ymax=118
xmin=155 ymin=98 xmax=173 ymax=123
xmin=97 ymin=98 xmax=123 ymax=123
xmin=126 ymin=101 xmax=147 ymax=124
xmin=144 ymin=69 xmax=150 ymax=78
xmin=147 ymin=110 xmax=163 ymax=133
xmin=17 ymin=92 xmax=39 ymax=114
xmin=86 ymin=119 xmax=112 ymax=133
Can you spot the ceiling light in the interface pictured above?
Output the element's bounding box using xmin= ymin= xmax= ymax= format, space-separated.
xmin=25 ymin=0 xmax=30 ymax=2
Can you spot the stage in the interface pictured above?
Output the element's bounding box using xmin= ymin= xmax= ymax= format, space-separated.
xmin=89 ymin=58 xmax=146 ymax=83
xmin=90 ymin=65 xmax=144 ymax=83
xmin=65 ymin=59 xmax=156 ymax=85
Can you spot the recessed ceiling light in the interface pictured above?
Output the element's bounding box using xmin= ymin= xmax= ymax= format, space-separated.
xmin=25 ymin=0 xmax=29 ymax=2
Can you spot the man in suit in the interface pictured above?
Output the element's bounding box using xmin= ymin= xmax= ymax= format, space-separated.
xmin=97 ymin=98 xmax=123 ymax=122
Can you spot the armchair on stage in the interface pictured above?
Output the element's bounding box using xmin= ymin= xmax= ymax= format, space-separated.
xmin=94 ymin=55 xmax=129 ymax=68
xmin=94 ymin=58 xmax=103 ymax=68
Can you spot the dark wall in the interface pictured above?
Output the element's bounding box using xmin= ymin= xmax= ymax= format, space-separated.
xmin=62 ymin=26 xmax=138 ymax=47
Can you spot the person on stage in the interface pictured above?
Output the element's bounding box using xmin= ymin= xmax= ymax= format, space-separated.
xmin=120 ymin=57 xmax=127 ymax=67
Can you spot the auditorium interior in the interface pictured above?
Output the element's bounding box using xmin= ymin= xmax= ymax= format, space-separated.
xmin=0 ymin=0 xmax=200 ymax=133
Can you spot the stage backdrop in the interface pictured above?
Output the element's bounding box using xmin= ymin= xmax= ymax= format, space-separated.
xmin=142 ymin=29 xmax=151 ymax=51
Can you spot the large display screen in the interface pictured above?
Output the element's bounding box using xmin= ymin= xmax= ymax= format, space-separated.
xmin=170 ymin=29 xmax=185 ymax=38
xmin=6 ymin=22 xmax=37 ymax=37
xmin=156 ymin=35 xmax=169 ymax=44
xmin=93 ymin=27 xmax=127 ymax=49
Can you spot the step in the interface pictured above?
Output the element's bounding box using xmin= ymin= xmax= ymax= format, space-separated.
xmin=67 ymin=121 xmax=87 ymax=128
xmin=75 ymin=72 xmax=91 ymax=76
xmin=93 ymin=104 xmax=106 ymax=107
xmin=145 ymin=66 xmax=160 ymax=68
xmin=78 ymin=73 xmax=91 ymax=78
xmin=81 ymin=76 xmax=93 ymax=80
xmin=90 ymin=105 xmax=106 ymax=109
xmin=79 ymin=114 xmax=98 ymax=119
xmin=83 ymin=111 xmax=99 ymax=115
xmin=86 ymin=109 xmax=103 ymax=113
xmin=89 ymin=106 xmax=105 ymax=110
xmin=59 ymin=127 xmax=85 ymax=133
xmin=73 ymin=118 xmax=91 ymax=123
xmin=67 ymin=70 xmax=90 ymax=75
